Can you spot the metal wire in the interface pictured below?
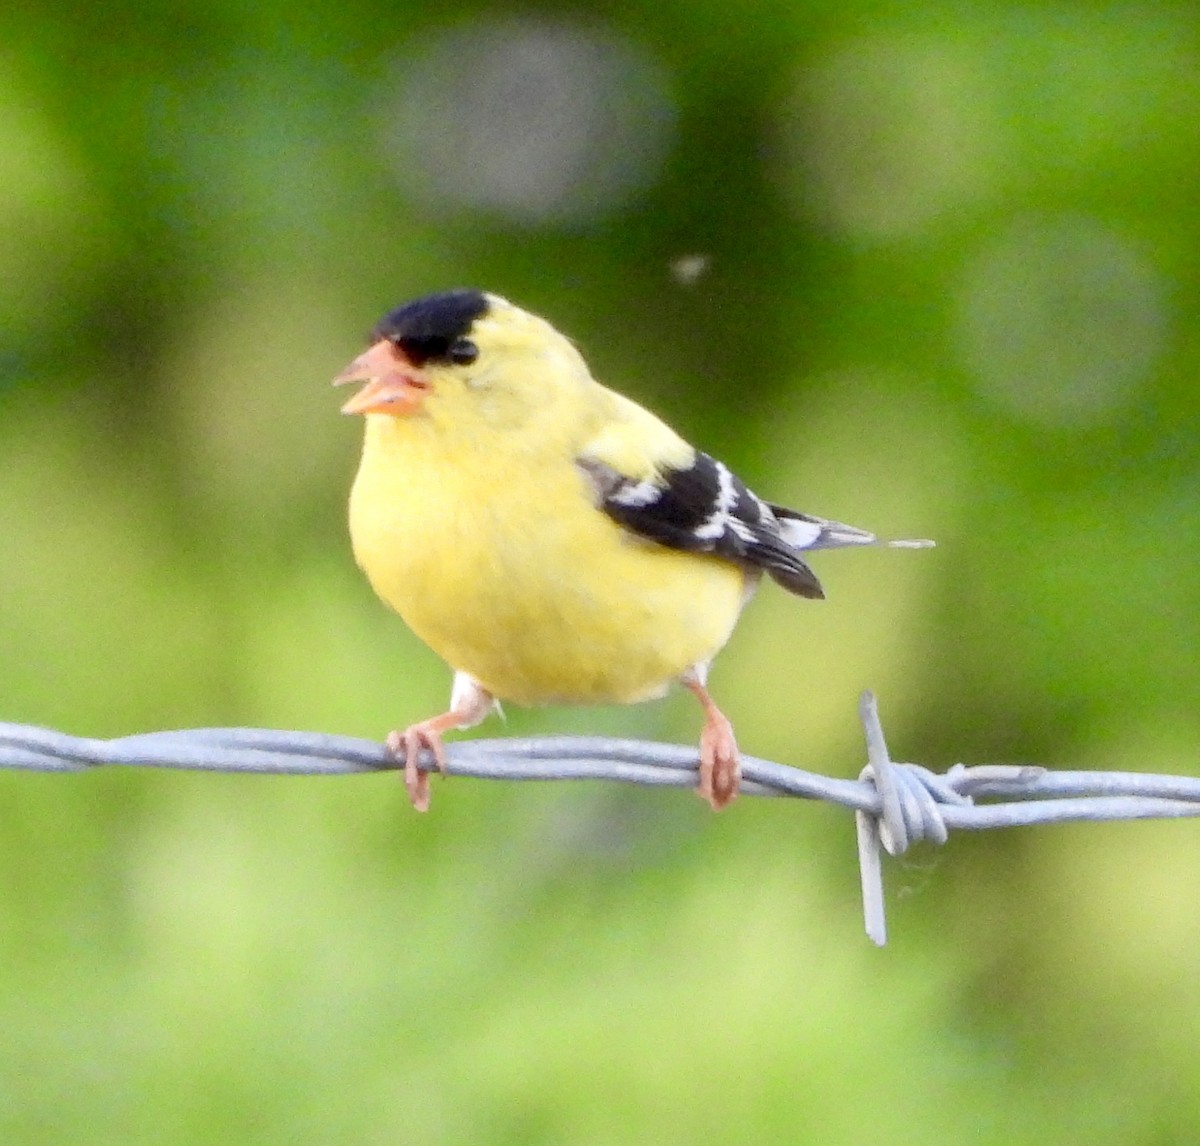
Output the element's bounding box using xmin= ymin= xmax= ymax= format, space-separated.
xmin=3 ymin=691 xmax=1199 ymax=946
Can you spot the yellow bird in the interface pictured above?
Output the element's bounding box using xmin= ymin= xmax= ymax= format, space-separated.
xmin=335 ymin=290 xmax=930 ymax=811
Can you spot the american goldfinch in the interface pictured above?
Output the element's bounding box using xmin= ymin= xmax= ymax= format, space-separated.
xmin=335 ymin=290 xmax=931 ymax=812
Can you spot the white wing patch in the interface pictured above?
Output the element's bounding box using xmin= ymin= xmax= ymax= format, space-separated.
xmin=608 ymin=480 xmax=661 ymax=509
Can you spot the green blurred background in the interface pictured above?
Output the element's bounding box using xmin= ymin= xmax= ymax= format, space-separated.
xmin=3 ymin=2 xmax=1200 ymax=1142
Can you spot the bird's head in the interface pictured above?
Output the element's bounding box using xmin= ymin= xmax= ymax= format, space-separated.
xmin=335 ymin=290 xmax=590 ymax=428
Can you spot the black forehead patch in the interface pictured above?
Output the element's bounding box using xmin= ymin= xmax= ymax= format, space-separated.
xmin=372 ymin=289 xmax=490 ymax=366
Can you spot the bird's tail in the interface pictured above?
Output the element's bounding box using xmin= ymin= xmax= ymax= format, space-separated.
xmin=770 ymin=504 xmax=935 ymax=552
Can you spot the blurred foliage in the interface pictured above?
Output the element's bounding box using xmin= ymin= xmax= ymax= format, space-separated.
xmin=2 ymin=2 xmax=1200 ymax=1142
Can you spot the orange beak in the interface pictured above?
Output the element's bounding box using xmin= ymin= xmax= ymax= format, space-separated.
xmin=333 ymin=340 xmax=429 ymax=416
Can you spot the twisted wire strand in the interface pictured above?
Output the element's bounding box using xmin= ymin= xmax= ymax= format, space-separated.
xmin=3 ymin=692 xmax=1199 ymax=946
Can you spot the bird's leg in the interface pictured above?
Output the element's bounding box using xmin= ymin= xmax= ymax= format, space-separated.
xmin=385 ymin=673 xmax=495 ymax=812
xmin=682 ymin=673 xmax=740 ymax=810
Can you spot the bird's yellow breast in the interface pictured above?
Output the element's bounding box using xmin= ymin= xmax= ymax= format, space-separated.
xmin=348 ymin=412 xmax=746 ymax=707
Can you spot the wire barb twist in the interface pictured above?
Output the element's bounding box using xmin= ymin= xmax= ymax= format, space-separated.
xmin=4 ymin=693 xmax=1200 ymax=945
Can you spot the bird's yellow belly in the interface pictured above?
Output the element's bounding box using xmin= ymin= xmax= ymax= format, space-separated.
xmin=349 ymin=439 xmax=746 ymax=707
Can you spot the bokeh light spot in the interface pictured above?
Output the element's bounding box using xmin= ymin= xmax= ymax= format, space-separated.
xmin=775 ymin=33 xmax=997 ymax=240
xmin=954 ymin=215 xmax=1167 ymax=428
xmin=378 ymin=18 xmax=676 ymax=225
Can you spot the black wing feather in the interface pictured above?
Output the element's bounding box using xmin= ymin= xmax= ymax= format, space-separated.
xmin=578 ymin=450 xmax=826 ymax=600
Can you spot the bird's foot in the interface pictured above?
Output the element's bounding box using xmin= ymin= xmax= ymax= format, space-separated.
xmin=698 ymin=709 xmax=741 ymax=810
xmin=385 ymin=721 xmax=451 ymax=812
xmin=384 ymin=676 xmax=496 ymax=813
xmin=683 ymin=676 xmax=741 ymax=810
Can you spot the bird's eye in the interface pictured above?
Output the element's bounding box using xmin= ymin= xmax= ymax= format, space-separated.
xmin=449 ymin=338 xmax=478 ymax=365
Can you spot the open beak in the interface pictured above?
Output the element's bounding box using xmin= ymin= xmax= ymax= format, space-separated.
xmin=333 ymin=340 xmax=429 ymax=416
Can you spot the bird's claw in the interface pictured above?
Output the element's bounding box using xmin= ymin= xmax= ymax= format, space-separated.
xmin=385 ymin=724 xmax=449 ymax=812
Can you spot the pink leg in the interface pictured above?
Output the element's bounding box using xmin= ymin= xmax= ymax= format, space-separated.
xmin=682 ymin=676 xmax=741 ymax=810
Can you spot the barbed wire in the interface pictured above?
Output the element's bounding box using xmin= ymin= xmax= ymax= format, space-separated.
xmin=3 ymin=691 xmax=1199 ymax=946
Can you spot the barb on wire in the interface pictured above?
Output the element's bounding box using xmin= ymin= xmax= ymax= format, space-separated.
xmin=3 ymin=692 xmax=1200 ymax=946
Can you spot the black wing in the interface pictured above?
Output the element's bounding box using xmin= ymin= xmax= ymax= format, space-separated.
xmin=577 ymin=450 xmax=827 ymax=600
